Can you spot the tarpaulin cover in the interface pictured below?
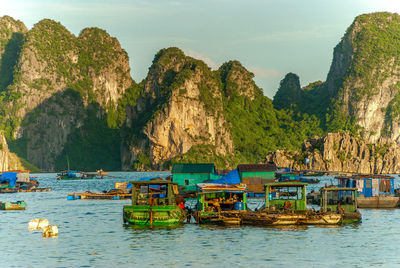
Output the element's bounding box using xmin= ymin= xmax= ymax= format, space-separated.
xmin=0 ymin=172 xmax=17 ymax=187
xmin=211 ymin=169 xmax=241 ymax=185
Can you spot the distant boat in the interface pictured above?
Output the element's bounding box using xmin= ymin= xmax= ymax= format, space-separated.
xmin=57 ymin=171 xmax=96 ymax=180
xmin=0 ymin=170 xmax=47 ymax=193
xmin=0 ymin=200 xmax=26 ymax=210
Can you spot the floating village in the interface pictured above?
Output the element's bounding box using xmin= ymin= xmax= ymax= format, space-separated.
xmin=1 ymin=162 xmax=400 ymax=234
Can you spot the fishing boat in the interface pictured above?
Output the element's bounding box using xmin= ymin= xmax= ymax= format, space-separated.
xmin=320 ymin=187 xmax=361 ymax=223
xmin=123 ymin=179 xmax=186 ymax=227
xmin=194 ymin=183 xmax=247 ymax=226
xmin=241 ymin=182 xmax=342 ymax=226
xmin=337 ymin=175 xmax=399 ymax=208
xmin=57 ymin=170 xmax=96 ymax=180
xmin=0 ymin=200 xmax=26 ymax=210
xmin=67 ymin=182 xmax=132 ymax=200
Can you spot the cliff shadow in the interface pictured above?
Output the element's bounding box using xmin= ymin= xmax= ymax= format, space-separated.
xmin=8 ymin=88 xmax=121 ymax=172
xmin=0 ymin=32 xmax=24 ymax=92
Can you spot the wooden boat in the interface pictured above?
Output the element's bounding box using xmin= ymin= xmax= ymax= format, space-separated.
xmin=194 ymin=184 xmax=247 ymax=225
xmin=337 ymin=175 xmax=400 ymax=208
xmin=0 ymin=200 xmax=26 ymax=210
xmin=240 ymin=182 xmax=342 ymax=226
xmin=320 ymin=187 xmax=361 ymax=223
xmin=68 ymin=182 xmax=132 ymax=200
xmin=123 ymin=180 xmax=186 ymax=227
xmin=57 ymin=170 xmax=97 ymax=180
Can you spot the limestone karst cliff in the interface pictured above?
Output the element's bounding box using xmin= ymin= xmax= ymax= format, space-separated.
xmin=266 ymin=132 xmax=400 ymax=174
xmin=2 ymin=12 xmax=400 ymax=172
xmin=1 ymin=19 xmax=133 ymax=171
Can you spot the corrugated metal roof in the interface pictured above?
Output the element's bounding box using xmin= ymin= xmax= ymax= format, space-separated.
xmin=171 ymin=163 xmax=215 ymax=174
xmin=237 ymin=163 xmax=277 ymax=172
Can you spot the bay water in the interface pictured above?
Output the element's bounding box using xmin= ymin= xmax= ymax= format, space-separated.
xmin=1 ymin=172 xmax=400 ymax=267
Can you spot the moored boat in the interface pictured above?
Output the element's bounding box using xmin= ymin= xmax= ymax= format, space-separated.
xmin=194 ymin=183 xmax=247 ymax=225
xmin=320 ymin=187 xmax=361 ymax=223
xmin=67 ymin=182 xmax=132 ymax=200
xmin=57 ymin=170 xmax=97 ymax=180
xmin=123 ymin=180 xmax=186 ymax=227
xmin=241 ymin=182 xmax=342 ymax=226
xmin=0 ymin=200 xmax=26 ymax=210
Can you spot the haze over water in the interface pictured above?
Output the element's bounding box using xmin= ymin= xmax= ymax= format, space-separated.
xmin=1 ymin=172 xmax=400 ymax=267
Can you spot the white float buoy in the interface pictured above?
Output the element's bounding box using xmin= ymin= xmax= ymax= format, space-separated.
xmin=28 ymin=219 xmax=49 ymax=230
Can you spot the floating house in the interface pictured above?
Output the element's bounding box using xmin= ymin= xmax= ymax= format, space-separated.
xmin=337 ymin=175 xmax=399 ymax=208
xmin=237 ymin=163 xmax=277 ymax=195
xmin=237 ymin=163 xmax=277 ymax=180
xmin=171 ymin=163 xmax=221 ymax=192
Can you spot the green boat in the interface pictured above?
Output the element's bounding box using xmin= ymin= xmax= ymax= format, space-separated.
xmin=194 ymin=184 xmax=247 ymax=225
xmin=123 ymin=180 xmax=186 ymax=227
xmin=241 ymin=182 xmax=342 ymax=226
xmin=321 ymin=187 xmax=361 ymax=224
xmin=0 ymin=200 xmax=26 ymax=210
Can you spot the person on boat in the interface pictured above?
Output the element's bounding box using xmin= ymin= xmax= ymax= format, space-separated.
xmin=178 ymin=201 xmax=185 ymax=210
xmin=176 ymin=195 xmax=186 ymax=210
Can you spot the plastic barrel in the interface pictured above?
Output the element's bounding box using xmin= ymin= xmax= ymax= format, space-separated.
xmin=234 ymin=202 xmax=244 ymax=210
xmin=67 ymin=195 xmax=75 ymax=200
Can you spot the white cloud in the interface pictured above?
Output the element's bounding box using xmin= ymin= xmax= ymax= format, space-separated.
xmin=183 ymin=48 xmax=219 ymax=70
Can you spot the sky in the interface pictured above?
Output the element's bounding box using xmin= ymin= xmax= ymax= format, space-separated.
xmin=1 ymin=0 xmax=400 ymax=98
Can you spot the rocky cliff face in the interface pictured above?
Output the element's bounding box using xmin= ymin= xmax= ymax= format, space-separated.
xmin=1 ymin=18 xmax=133 ymax=171
xmin=325 ymin=12 xmax=400 ymax=142
xmin=122 ymin=48 xmax=234 ymax=170
xmin=266 ymin=132 xmax=400 ymax=174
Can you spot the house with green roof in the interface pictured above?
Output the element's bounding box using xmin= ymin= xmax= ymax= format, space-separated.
xmin=171 ymin=163 xmax=221 ymax=191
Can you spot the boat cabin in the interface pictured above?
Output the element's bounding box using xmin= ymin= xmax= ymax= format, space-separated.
xmin=130 ymin=180 xmax=180 ymax=206
xmin=321 ymin=187 xmax=358 ymax=213
xmin=265 ymin=182 xmax=307 ymax=211
xmin=171 ymin=163 xmax=221 ymax=192
xmin=337 ymin=175 xmax=395 ymax=197
xmin=196 ymin=184 xmax=247 ymax=213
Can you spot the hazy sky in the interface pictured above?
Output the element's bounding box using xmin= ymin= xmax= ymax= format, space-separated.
xmin=1 ymin=0 xmax=400 ymax=98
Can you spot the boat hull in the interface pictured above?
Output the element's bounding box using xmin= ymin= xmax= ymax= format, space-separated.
xmin=299 ymin=213 xmax=342 ymax=225
xmin=241 ymin=212 xmax=307 ymax=226
xmin=357 ymin=196 xmax=400 ymax=208
xmin=342 ymin=211 xmax=362 ymax=224
xmin=195 ymin=211 xmax=242 ymax=226
xmin=240 ymin=211 xmax=342 ymax=226
xmin=0 ymin=201 xmax=26 ymax=210
xmin=123 ymin=205 xmax=186 ymax=226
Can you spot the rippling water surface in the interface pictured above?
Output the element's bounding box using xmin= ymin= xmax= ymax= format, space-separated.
xmin=2 ymin=173 xmax=400 ymax=267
